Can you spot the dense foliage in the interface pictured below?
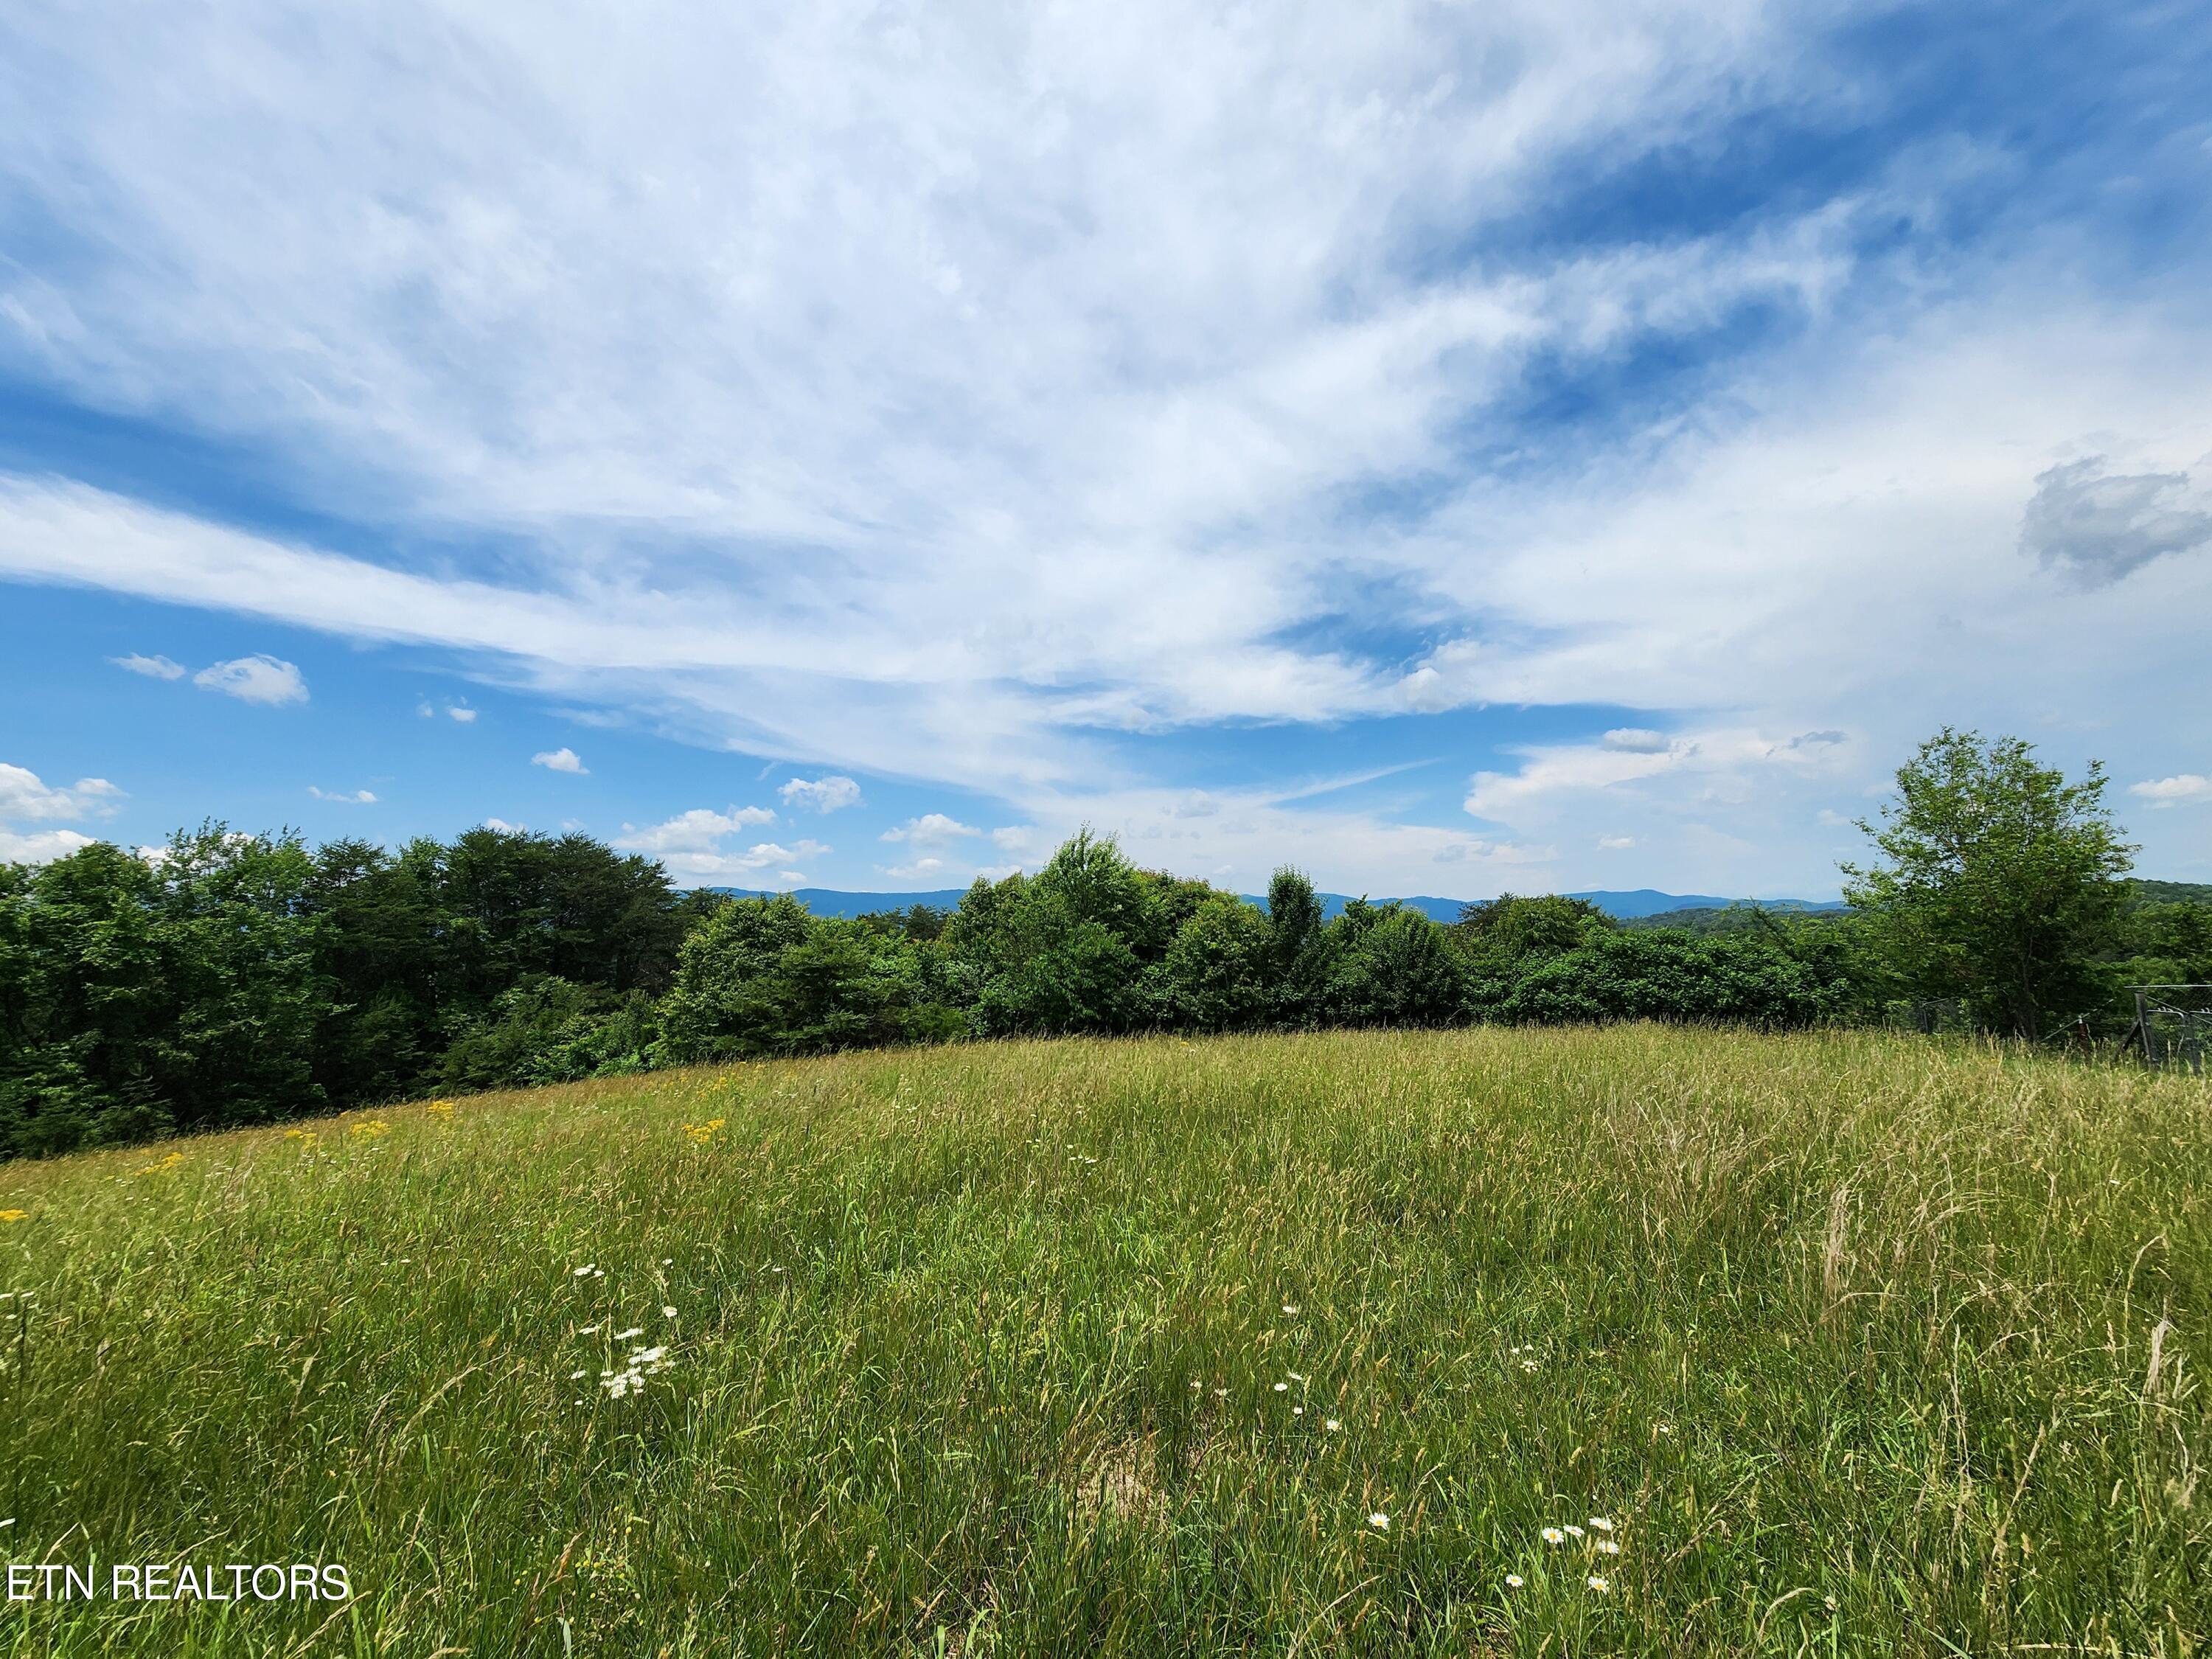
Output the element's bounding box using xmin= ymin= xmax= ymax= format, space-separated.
xmin=2 ymin=731 xmax=2199 ymax=1158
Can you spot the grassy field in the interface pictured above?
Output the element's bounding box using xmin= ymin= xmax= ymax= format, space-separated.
xmin=1 ymin=1026 xmax=2207 ymax=1657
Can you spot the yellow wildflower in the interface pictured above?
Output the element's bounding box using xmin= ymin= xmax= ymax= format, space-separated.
xmin=348 ymin=1119 xmax=391 ymax=1138
xmin=425 ymin=1099 xmax=456 ymax=1117
xmin=136 ymin=1151 xmax=188 ymax=1175
xmin=682 ymin=1117 xmax=727 ymax=1144
xmin=0 ymin=1209 xmax=27 ymax=1223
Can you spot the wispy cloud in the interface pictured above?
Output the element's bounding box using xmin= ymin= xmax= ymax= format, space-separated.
xmin=0 ymin=4 xmax=2208 ymax=891
xmin=2130 ymin=774 xmax=2210 ymax=809
xmin=110 ymin=652 xmax=184 ymax=679
xmin=307 ymin=785 xmax=377 ymax=804
xmin=531 ymin=747 xmax=586 ymax=774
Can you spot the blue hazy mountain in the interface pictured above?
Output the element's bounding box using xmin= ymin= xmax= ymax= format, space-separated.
xmin=714 ymin=886 xmax=1847 ymax=922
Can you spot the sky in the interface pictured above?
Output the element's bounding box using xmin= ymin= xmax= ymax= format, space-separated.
xmin=2 ymin=0 xmax=2208 ymax=899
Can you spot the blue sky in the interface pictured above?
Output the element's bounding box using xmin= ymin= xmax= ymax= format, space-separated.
xmin=3 ymin=0 xmax=2209 ymax=897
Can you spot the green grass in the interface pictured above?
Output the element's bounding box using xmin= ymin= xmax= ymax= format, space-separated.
xmin=1 ymin=1026 xmax=2207 ymax=1656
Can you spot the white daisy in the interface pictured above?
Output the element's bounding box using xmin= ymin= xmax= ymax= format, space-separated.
xmin=1504 ymin=1573 xmax=1523 ymax=1589
xmin=1542 ymin=1526 xmax=1565 ymax=1545
xmin=1368 ymin=1512 xmax=1390 ymax=1531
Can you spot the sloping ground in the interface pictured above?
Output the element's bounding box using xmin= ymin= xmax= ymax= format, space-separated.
xmin=1 ymin=1027 xmax=2205 ymax=1656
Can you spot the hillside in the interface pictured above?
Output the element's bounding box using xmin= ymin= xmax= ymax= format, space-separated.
xmin=2 ymin=1026 xmax=2204 ymax=1655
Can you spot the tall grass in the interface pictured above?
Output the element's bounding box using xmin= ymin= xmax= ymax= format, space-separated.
xmin=1 ymin=1026 xmax=2206 ymax=1655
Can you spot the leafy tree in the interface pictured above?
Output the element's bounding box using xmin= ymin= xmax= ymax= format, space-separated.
xmin=1152 ymin=893 xmax=1275 ymax=1030
xmin=1843 ymin=728 xmax=2134 ymax=1040
xmin=1323 ymin=902 xmax=1467 ymax=1026
xmin=1455 ymin=893 xmax=1615 ymax=961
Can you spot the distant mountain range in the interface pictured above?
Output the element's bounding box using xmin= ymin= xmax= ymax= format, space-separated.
xmin=717 ymin=885 xmax=1851 ymax=922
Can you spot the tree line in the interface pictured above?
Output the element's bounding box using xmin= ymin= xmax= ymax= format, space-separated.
xmin=3 ymin=728 xmax=2203 ymax=1158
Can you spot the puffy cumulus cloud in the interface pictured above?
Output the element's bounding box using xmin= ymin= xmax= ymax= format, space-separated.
xmin=2130 ymin=774 xmax=2210 ymax=809
xmin=448 ymin=704 xmax=477 ymax=723
xmin=0 ymin=828 xmax=97 ymax=863
xmin=779 ymin=776 xmax=860 ymax=813
xmin=613 ymin=805 xmax=776 ymax=855
xmin=110 ymin=652 xmax=184 ymax=679
xmin=880 ymin=813 xmax=981 ymax=844
xmin=307 ymin=785 xmax=378 ymax=803
xmin=193 ymin=654 xmax=307 ymax=705
xmin=2020 ymin=458 xmax=2212 ymax=586
xmin=613 ymin=806 xmax=816 ymax=883
xmin=0 ymin=763 xmax=123 ymax=821
xmin=0 ymin=762 xmax=122 ymax=866
xmin=531 ymin=747 xmax=587 ymax=773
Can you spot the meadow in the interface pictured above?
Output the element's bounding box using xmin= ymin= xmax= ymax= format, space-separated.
xmin=0 ymin=1026 xmax=2205 ymax=1657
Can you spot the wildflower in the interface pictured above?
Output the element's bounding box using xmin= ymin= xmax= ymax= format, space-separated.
xmin=1590 ymin=1516 xmax=1613 ymax=1531
xmin=661 ymin=1305 xmax=677 ymax=1319
xmin=1281 ymin=1304 xmax=1300 ymax=1315
xmin=614 ymin=1326 xmax=644 ymax=1340
xmin=1324 ymin=1419 xmax=1341 ymax=1431
xmin=573 ymin=1265 xmax=596 ymax=1278
xmin=425 ymin=1100 xmax=455 ymax=1116
xmin=578 ymin=1324 xmax=600 ymax=1335
xmin=1542 ymin=1526 xmax=1565 ymax=1545
xmin=1520 ymin=1358 xmax=1539 ymax=1373
xmin=660 ymin=1258 xmax=672 ymax=1266
xmin=1213 ymin=1387 xmax=1228 ymax=1398
xmin=1596 ymin=1539 xmax=1621 ymax=1555
xmin=682 ymin=1118 xmax=726 ymax=1144
xmin=349 ymin=1119 xmax=390 ymax=1138
xmin=569 ymin=1369 xmax=588 ymax=1380
xmin=1504 ymin=1573 xmax=1523 ymax=1589
xmin=1586 ymin=1575 xmax=1610 ymax=1593
xmin=0 ymin=1210 xmax=26 ymax=1224
xmin=1368 ymin=1512 xmax=1390 ymax=1531
xmin=1293 ymin=1406 xmax=1304 ymax=1416
xmin=1273 ymin=1382 xmax=1289 ymax=1393
xmin=1566 ymin=1525 xmax=1585 ymax=1540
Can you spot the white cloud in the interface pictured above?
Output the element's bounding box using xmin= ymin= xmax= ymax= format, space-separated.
xmin=1601 ymin=728 xmax=1672 ymax=754
xmin=0 ymin=4 xmax=2205 ymax=892
xmin=880 ymin=856 xmax=947 ymax=880
xmin=448 ymin=704 xmax=477 ymax=723
xmin=531 ymin=746 xmax=587 ymax=773
xmin=1597 ymin=834 xmax=1637 ymax=850
xmin=779 ymin=775 xmax=860 ymax=813
xmin=0 ymin=828 xmax=97 ymax=863
xmin=613 ymin=805 xmax=776 ymax=855
xmin=0 ymin=762 xmax=122 ymax=866
xmin=0 ymin=762 xmax=123 ymax=821
xmin=880 ymin=813 xmax=981 ymax=844
xmin=481 ymin=817 xmax=526 ymax=832
xmin=307 ymin=785 xmax=377 ymax=804
xmin=110 ymin=652 xmax=184 ymax=679
xmin=613 ymin=806 xmax=813 ymax=883
xmin=193 ymin=654 xmax=307 ymax=706
xmin=990 ymin=825 xmax=1037 ymax=852
xmin=2130 ymin=774 xmax=2211 ymax=809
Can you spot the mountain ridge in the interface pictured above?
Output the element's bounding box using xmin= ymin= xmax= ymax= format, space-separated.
xmin=712 ymin=885 xmax=1851 ymax=922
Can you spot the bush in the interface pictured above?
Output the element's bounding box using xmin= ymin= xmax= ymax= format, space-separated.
xmin=1495 ymin=930 xmax=1840 ymax=1029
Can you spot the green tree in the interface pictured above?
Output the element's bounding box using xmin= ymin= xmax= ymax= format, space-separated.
xmin=1843 ymin=728 xmax=2134 ymax=1040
